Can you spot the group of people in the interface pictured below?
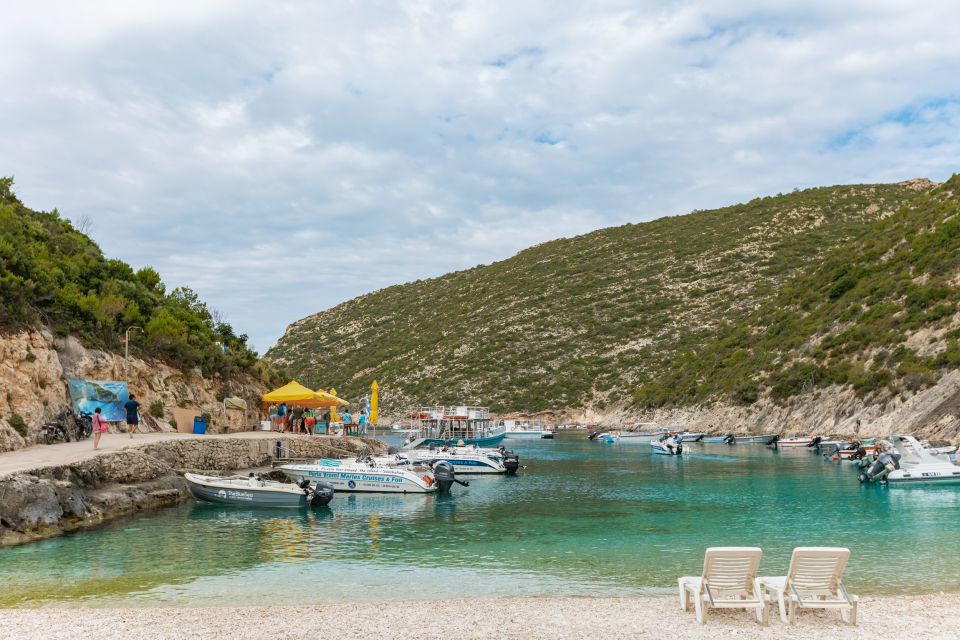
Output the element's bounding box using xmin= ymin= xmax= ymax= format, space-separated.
xmin=91 ymin=393 xmax=143 ymax=450
xmin=266 ymin=402 xmax=368 ymax=435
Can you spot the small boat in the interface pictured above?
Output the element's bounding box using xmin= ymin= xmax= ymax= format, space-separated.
xmin=679 ymin=432 xmax=705 ymax=442
xmin=541 ymin=429 xmax=555 ymax=439
xmin=701 ymin=435 xmax=736 ymax=445
xmin=651 ymin=435 xmax=683 ymax=456
xmin=281 ymin=456 xmax=455 ymax=493
xmin=860 ymin=435 xmax=960 ymax=485
xmin=596 ymin=432 xmax=619 ymax=443
xmin=185 ymin=472 xmax=334 ymax=508
xmin=502 ymin=420 xmax=549 ymax=439
xmin=734 ymin=434 xmax=779 ymax=445
xmin=379 ymin=444 xmax=519 ymax=475
xmin=777 ymin=435 xmax=817 ymax=447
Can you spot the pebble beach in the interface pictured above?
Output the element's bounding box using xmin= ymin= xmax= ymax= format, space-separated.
xmin=3 ymin=594 xmax=959 ymax=639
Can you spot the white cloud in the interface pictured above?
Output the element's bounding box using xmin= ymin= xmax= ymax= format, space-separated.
xmin=1 ymin=0 xmax=958 ymax=352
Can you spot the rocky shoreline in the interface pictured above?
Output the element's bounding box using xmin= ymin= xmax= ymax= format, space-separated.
xmin=0 ymin=434 xmax=385 ymax=546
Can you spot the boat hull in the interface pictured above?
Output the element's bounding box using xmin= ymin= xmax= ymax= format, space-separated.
xmin=186 ymin=475 xmax=308 ymax=508
xmin=503 ymin=431 xmax=544 ymax=439
xmin=421 ymin=433 xmax=506 ymax=447
xmin=281 ymin=462 xmax=436 ymax=493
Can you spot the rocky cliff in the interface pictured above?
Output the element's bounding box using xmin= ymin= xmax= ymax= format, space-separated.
xmin=0 ymin=329 xmax=267 ymax=452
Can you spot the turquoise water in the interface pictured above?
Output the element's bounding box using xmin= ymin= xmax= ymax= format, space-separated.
xmin=3 ymin=434 xmax=960 ymax=607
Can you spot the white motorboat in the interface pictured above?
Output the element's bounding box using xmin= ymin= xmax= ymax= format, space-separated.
xmin=679 ymin=432 xmax=705 ymax=442
xmin=734 ymin=434 xmax=779 ymax=445
xmin=651 ymin=435 xmax=683 ymax=456
xmin=185 ymin=472 xmax=334 ymax=508
xmin=592 ymin=429 xmax=664 ymax=443
xmin=502 ymin=420 xmax=549 ymax=439
xmin=376 ymin=444 xmax=519 ymax=475
xmin=860 ymin=435 xmax=960 ymax=485
xmin=776 ymin=435 xmax=817 ymax=447
xmin=281 ymin=457 xmax=442 ymax=493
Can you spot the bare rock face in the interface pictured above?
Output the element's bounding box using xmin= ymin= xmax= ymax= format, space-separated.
xmin=0 ymin=330 xmax=267 ymax=452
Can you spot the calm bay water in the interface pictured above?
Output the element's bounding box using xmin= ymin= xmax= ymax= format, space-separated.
xmin=3 ymin=434 xmax=960 ymax=607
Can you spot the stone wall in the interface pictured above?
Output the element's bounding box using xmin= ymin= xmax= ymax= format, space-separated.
xmin=0 ymin=435 xmax=385 ymax=546
xmin=0 ymin=329 xmax=267 ymax=452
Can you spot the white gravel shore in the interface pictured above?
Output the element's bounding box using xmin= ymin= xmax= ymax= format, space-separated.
xmin=2 ymin=595 xmax=958 ymax=639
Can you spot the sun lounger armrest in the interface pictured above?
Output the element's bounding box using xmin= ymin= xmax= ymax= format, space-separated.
xmin=790 ymin=582 xmax=855 ymax=606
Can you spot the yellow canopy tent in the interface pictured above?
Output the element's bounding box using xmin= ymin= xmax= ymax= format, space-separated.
xmin=370 ymin=380 xmax=379 ymax=425
xmin=314 ymin=388 xmax=348 ymax=408
xmin=263 ymin=380 xmax=321 ymax=405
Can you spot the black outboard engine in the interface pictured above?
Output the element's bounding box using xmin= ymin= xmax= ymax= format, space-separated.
xmin=309 ymin=481 xmax=335 ymax=507
xmin=500 ymin=449 xmax=521 ymax=474
xmin=723 ymin=434 xmax=736 ymax=445
xmin=432 ymin=460 xmax=469 ymax=493
xmin=588 ymin=430 xmax=600 ymax=441
xmin=860 ymin=451 xmax=902 ymax=484
xmin=807 ymin=436 xmax=822 ymax=448
xmin=765 ymin=435 xmax=780 ymax=447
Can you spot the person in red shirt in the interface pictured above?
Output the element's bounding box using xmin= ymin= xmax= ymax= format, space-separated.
xmin=92 ymin=407 xmax=109 ymax=450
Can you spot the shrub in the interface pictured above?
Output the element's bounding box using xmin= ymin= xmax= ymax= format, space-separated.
xmin=732 ymin=382 xmax=759 ymax=405
xmin=148 ymin=399 xmax=165 ymax=418
xmin=9 ymin=414 xmax=27 ymax=437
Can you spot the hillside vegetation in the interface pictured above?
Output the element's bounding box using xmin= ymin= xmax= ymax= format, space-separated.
xmin=0 ymin=178 xmax=271 ymax=382
xmin=268 ymin=178 xmax=956 ymax=413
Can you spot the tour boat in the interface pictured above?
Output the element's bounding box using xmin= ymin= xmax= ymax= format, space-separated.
xmin=859 ymin=435 xmax=960 ymax=485
xmin=185 ymin=472 xmax=334 ymax=508
xmin=404 ymin=406 xmax=506 ymax=448
xmin=281 ymin=457 xmax=442 ymax=493
xmin=377 ymin=444 xmax=519 ymax=474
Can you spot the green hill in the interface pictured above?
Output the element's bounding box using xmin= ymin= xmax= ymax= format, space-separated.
xmin=267 ymin=177 xmax=957 ymax=413
xmin=0 ymin=178 xmax=271 ymax=382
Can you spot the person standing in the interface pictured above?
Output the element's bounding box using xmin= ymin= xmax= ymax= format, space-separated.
xmin=124 ymin=394 xmax=142 ymax=438
xmin=278 ymin=402 xmax=287 ymax=432
xmin=358 ymin=408 xmax=367 ymax=434
xmin=92 ymin=407 xmax=108 ymax=450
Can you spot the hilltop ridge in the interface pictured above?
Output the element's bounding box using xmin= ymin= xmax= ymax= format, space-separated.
xmin=269 ymin=177 xmax=960 ymax=425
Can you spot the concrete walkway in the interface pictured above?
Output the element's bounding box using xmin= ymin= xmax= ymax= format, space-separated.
xmin=0 ymin=430 xmax=312 ymax=477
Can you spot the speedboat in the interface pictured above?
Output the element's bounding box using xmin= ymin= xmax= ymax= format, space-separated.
xmin=651 ymin=435 xmax=683 ymax=456
xmin=378 ymin=444 xmax=519 ymax=475
xmin=679 ymin=432 xmax=705 ymax=442
xmin=281 ymin=457 xmax=449 ymax=493
xmin=860 ymin=435 xmax=960 ymax=485
xmin=596 ymin=432 xmax=619 ymax=443
xmin=777 ymin=435 xmax=817 ymax=447
xmin=185 ymin=472 xmax=334 ymax=508
xmin=541 ymin=429 xmax=555 ymax=439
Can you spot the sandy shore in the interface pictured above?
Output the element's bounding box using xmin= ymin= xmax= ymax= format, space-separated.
xmin=2 ymin=595 xmax=958 ymax=639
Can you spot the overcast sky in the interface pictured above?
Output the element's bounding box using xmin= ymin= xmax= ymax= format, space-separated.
xmin=2 ymin=1 xmax=959 ymax=353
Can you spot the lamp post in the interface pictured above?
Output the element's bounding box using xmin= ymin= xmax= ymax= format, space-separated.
xmin=124 ymin=326 xmax=143 ymax=375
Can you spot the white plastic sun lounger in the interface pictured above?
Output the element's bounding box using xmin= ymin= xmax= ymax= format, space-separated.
xmin=758 ymin=547 xmax=858 ymax=625
xmin=679 ymin=547 xmax=768 ymax=625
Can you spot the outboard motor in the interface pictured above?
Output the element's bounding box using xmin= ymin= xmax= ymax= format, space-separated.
xmin=723 ymin=434 xmax=736 ymax=445
xmin=766 ymin=434 xmax=780 ymax=447
xmin=860 ymin=451 xmax=902 ymax=484
xmin=309 ymin=481 xmax=335 ymax=507
xmin=588 ymin=430 xmax=600 ymax=441
xmin=807 ymin=436 xmax=822 ymax=448
xmin=501 ymin=449 xmax=521 ymax=474
xmin=432 ymin=460 xmax=469 ymax=493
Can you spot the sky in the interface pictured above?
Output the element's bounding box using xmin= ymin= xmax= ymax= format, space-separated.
xmin=2 ymin=1 xmax=959 ymax=353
